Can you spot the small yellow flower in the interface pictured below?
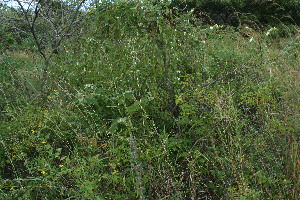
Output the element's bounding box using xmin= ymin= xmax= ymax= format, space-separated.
xmin=41 ymin=171 xmax=46 ymax=174
xmin=53 ymin=90 xmax=58 ymax=92
xmin=59 ymin=164 xmax=63 ymax=168
xmin=10 ymin=187 xmax=13 ymax=191
xmin=31 ymin=130 xmax=35 ymax=132
xmin=47 ymin=95 xmax=51 ymax=99
xmin=42 ymin=141 xmax=47 ymax=144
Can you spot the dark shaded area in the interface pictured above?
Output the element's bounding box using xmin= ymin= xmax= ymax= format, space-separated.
xmin=170 ymin=0 xmax=300 ymax=27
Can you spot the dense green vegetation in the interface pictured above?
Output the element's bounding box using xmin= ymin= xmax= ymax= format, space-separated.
xmin=1 ymin=0 xmax=299 ymax=199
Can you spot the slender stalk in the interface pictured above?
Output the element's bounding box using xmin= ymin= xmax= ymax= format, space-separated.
xmin=129 ymin=134 xmax=145 ymax=200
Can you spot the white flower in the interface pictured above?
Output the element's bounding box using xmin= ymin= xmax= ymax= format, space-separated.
xmin=249 ymin=37 xmax=253 ymax=43
xmin=210 ymin=26 xmax=214 ymax=30
xmin=265 ymin=27 xmax=277 ymax=36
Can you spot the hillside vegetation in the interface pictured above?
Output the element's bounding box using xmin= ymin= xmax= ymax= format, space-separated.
xmin=0 ymin=0 xmax=299 ymax=199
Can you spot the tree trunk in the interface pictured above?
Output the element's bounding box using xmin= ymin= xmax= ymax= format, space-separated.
xmin=41 ymin=58 xmax=49 ymax=99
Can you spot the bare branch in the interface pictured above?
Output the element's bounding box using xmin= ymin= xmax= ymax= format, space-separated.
xmin=3 ymin=0 xmax=87 ymax=95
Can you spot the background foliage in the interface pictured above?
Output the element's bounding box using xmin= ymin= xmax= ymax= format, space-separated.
xmin=1 ymin=0 xmax=299 ymax=199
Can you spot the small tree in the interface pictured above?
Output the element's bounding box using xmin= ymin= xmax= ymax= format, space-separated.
xmin=1 ymin=0 xmax=87 ymax=96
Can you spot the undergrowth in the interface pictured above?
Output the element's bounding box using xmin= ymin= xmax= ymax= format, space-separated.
xmin=0 ymin=1 xmax=299 ymax=199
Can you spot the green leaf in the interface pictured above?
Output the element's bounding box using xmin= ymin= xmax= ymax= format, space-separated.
xmin=108 ymin=117 xmax=127 ymax=134
xmin=86 ymin=98 xmax=98 ymax=106
xmin=126 ymin=101 xmax=141 ymax=114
